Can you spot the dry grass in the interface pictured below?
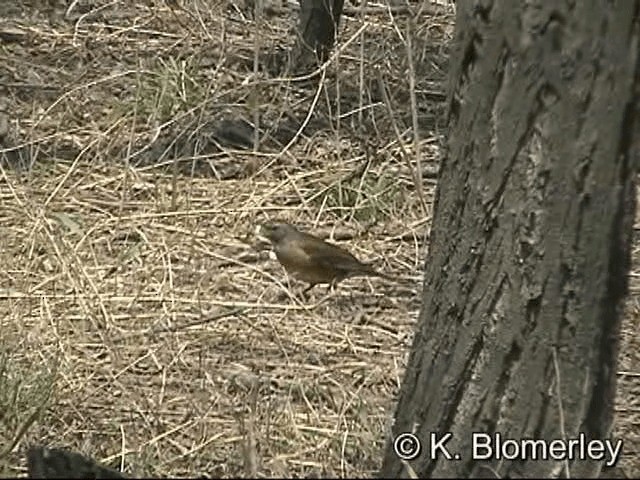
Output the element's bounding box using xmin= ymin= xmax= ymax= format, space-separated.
xmin=0 ymin=0 xmax=447 ymax=477
xmin=0 ymin=0 xmax=637 ymax=478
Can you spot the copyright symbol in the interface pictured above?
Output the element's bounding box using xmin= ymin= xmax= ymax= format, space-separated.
xmin=393 ymin=432 xmax=421 ymax=460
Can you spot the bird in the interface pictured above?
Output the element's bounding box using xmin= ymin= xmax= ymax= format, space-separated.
xmin=259 ymin=222 xmax=395 ymax=293
xmin=26 ymin=446 xmax=125 ymax=479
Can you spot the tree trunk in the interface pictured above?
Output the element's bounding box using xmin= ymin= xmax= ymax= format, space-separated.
xmin=294 ymin=0 xmax=344 ymax=70
xmin=26 ymin=446 xmax=125 ymax=479
xmin=381 ymin=1 xmax=639 ymax=478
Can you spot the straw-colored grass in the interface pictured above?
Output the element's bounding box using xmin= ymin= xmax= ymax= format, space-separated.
xmin=0 ymin=0 xmax=637 ymax=478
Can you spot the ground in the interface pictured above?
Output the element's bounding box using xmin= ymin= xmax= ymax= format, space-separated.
xmin=0 ymin=0 xmax=637 ymax=478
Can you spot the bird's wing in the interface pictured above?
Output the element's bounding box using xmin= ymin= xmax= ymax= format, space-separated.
xmin=284 ymin=241 xmax=316 ymax=267
xmin=299 ymin=236 xmax=369 ymax=273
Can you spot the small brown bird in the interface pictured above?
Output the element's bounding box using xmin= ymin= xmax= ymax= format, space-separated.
xmin=260 ymin=222 xmax=395 ymax=293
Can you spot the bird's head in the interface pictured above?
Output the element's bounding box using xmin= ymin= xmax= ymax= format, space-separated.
xmin=259 ymin=222 xmax=296 ymax=244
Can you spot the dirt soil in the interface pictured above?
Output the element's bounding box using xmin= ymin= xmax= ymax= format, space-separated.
xmin=0 ymin=0 xmax=637 ymax=478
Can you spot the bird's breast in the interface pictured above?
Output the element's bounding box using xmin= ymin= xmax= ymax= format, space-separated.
xmin=274 ymin=244 xmax=338 ymax=284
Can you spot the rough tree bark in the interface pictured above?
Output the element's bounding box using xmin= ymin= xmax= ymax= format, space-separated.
xmin=26 ymin=446 xmax=124 ymax=479
xmin=293 ymin=0 xmax=344 ymax=69
xmin=381 ymin=1 xmax=639 ymax=478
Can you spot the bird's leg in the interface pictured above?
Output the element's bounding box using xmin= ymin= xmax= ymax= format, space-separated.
xmin=314 ymin=280 xmax=337 ymax=305
xmin=299 ymin=283 xmax=316 ymax=302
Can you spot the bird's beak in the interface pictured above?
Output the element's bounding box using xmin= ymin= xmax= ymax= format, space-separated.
xmin=252 ymin=224 xmax=274 ymax=252
xmin=256 ymin=224 xmax=273 ymax=243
